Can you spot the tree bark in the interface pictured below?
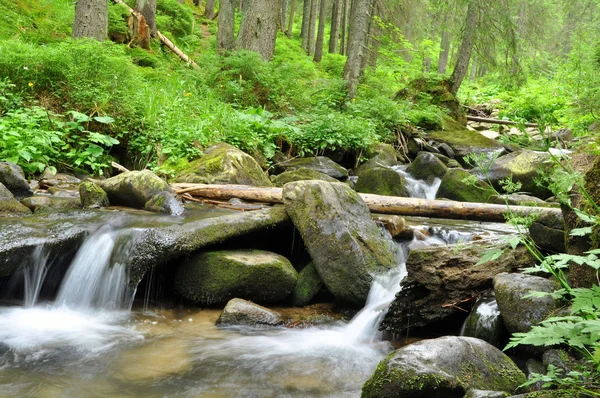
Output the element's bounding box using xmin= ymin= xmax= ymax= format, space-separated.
xmin=237 ymin=0 xmax=281 ymax=60
xmin=205 ymin=0 xmax=216 ymax=18
xmin=194 ymin=0 xmax=202 ymax=6
xmin=339 ymin=0 xmax=349 ymax=55
xmin=313 ymin=0 xmax=328 ymax=62
xmin=449 ymin=0 xmax=479 ymax=95
xmin=301 ymin=0 xmax=312 ymax=51
xmin=135 ymin=0 xmax=156 ymax=36
xmin=73 ymin=0 xmax=108 ymax=41
xmin=281 ymin=0 xmax=289 ymax=31
xmin=360 ymin=0 xmax=376 ymax=72
xmin=437 ymin=30 xmax=451 ymax=74
xmin=470 ymin=55 xmax=477 ymax=82
xmin=328 ymin=0 xmax=342 ymax=53
xmin=368 ymin=7 xmax=380 ymax=69
xmin=171 ymin=183 xmax=562 ymax=223
xmin=308 ymin=0 xmax=319 ymax=54
xmin=343 ymin=0 xmax=370 ymax=99
xmin=286 ymin=0 xmax=296 ymax=36
xmin=217 ymin=0 xmax=236 ymax=51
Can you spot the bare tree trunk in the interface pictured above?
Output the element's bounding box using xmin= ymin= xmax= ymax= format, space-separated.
xmin=450 ymin=0 xmax=479 ymax=95
xmin=205 ymin=0 xmax=216 ymax=18
xmin=328 ymin=0 xmax=342 ymax=53
xmin=73 ymin=0 xmax=108 ymax=41
xmin=301 ymin=0 xmax=311 ymax=51
xmin=368 ymin=6 xmax=380 ymax=69
xmin=313 ymin=0 xmax=328 ymax=62
xmin=135 ymin=0 xmax=156 ymax=36
xmin=343 ymin=0 xmax=370 ymax=99
xmin=340 ymin=0 xmax=349 ymax=55
xmin=437 ymin=30 xmax=451 ymax=74
xmin=359 ymin=0 xmax=375 ymax=72
xmin=237 ymin=0 xmax=281 ymax=60
xmin=308 ymin=0 xmax=319 ymax=54
xmin=217 ymin=0 xmax=236 ymax=51
xmin=286 ymin=0 xmax=296 ymax=36
xmin=470 ymin=55 xmax=477 ymax=82
xmin=281 ymin=0 xmax=288 ymax=31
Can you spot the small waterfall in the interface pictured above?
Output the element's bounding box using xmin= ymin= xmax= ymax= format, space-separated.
xmin=460 ymin=294 xmax=503 ymax=346
xmin=22 ymin=247 xmax=50 ymax=308
xmin=393 ymin=165 xmax=441 ymax=199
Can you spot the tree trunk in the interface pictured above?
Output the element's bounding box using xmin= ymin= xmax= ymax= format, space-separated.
xmin=301 ymin=0 xmax=312 ymax=51
xmin=281 ymin=0 xmax=288 ymax=31
xmin=73 ymin=0 xmax=108 ymax=41
xmin=217 ymin=0 xmax=236 ymax=51
xmin=328 ymin=0 xmax=342 ymax=53
xmin=437 ymin=30 xmax=451 ymax=74
xmin=205 ymin=0 xmax=216 ymax=18
xmin=194 ymin=0 xmax=202 ymax=6
xmin=469 ymin=55 xmax=477 ymax=82
xmin=368 ymin=6 xmax=380 ymax=69
xmin=343 ymin=0 xmax=370 ymax=99
xmin=286 ymin=0 xmax=296 ymax=36
xmin=313 ymin=0 xmax=328 ymax=62
xmin=135 ymin=0 xmax=156 ymax=36
xmin=339 ymin=0 xmax=349 ymax=55
xmin=359 ymin=0 xmax=375 ymax=73
xmin=171 ymin=183 xmax=563 ymax=223
xmin=449 ymin=0 xmax=479 ymax=95
xmin=237 ymin=0 xmax=281 ymax=60
xmin=308 ymin=0 xmax=319 ymax=55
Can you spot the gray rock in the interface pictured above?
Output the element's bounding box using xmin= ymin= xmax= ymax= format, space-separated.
xmin=355 ymin=166 xmax=410 ymax=197
xmin=277 ymin=156 xmax=348 ymax=179
xmin=493 ymin=273 xmax=559 ymax=334
xmin=271 ymin=168 xmax=338 ymax=187
xmin=355 ymin=143 xmax=398 ymax=176
xmin=293 ymin=262 xmax=324 ymax=306
xmin=407 ymin=152 xmax=448 ymax=180
xmin=362 ymin=336 xmax=525 ymax=398
xmin=144 ymin=191 xmax=184 ymax=215
xmin=217 ymin=298 xmax=285 ymax=326
xmin=96 ymin=170 xmax=171 ymax=208
xmin=79 ymin=181 xmax=109 ymax=208
xmin=0 ymin=162 xmax=31 ymax=198
xmin=0 ymin=182 xmax=31 ymax=216
xmin=21 ymin=195 xmax=81 ymax=213
xmin=528 ymin=212 xmax=565 ymax=253
xmin=283 ymin=181 xmax=397 ymax=304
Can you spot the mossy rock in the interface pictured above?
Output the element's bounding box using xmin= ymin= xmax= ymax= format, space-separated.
xmin=362 ymin=336 xmax=525 ymax=398
xmin=407 ymin=152 xmax=448 ymax=180
xmin=96 ymin=170 xmax=171 ymax=208
xmin=365 ymin=143 xmax=398 ymax=163
xmin=283 ymin=181 xmax=397 ymax=304
xmin=144 ymin=191 xmax=184 ymax=215
xmin=0 ymin=183 xmax=31 ymax=217
xmin=175 ymin=143 xmax=272 ymax=186
xmin=217 ymin=298 xmax=285 ymax=327
xmin=0 ymin=162 xmax=31 ymax=198
xmin=79 ymin=181 xmax=109 ymax=208
xmin=277 ymin=156 xmax=348 ymax=180
xmin=355 ymin=167 xmax=409 ymax=197
xmin=293 ymin=262 xmax=324 ymax=306
xmin=271 ymin=168 xmax=338 ymax=187
xmin=427 ymin=117 xmax=506 ymax=161
xmin=21 ymin=196 xmax=81 ymax=213
xmin=437 ymin=168 xmax=495 ymax=203
xmin=174 ymin=249 xmax=298 ymax=305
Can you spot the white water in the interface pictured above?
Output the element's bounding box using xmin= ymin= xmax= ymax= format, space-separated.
xmin=22 ymin=246 xmax=50 ymax=308
xmin=393 ymin=165 xmax=441 ymax=199
xmin=460 ymin=296 xmax=501 ymax=336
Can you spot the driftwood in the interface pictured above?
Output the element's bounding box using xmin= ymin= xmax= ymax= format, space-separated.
xmin=171 ymin=183 xmax=562 ymax=223
xmin=113 ymin=0 xmax=200 ymax=69
xmin=467 ymin=115 xmax=538 ymax=128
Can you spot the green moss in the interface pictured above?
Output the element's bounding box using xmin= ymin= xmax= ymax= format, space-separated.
xmin=293 ymin=262 xmax=324 ymax=306
xmin=79 ymin=181 xmax=109 ymax=208
xmin=437 ymin=168 xmax=495 ymax=203
xmin=355 ymin=167 xmax=409 ymax=197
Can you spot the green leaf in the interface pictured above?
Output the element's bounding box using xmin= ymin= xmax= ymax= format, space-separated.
xmin=93 ymin=116 xmax=115 ymax=124
xmin=570 ymin=227 xmax=593 ymax=236
xmin=475 ymin=249 xmax=504 ymax=266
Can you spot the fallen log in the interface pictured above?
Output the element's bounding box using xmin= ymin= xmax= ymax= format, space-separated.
xmin=467 ymin=115 xmax=538 ymax=128
xmin=171 ymin=183 xmax=562 ymax=223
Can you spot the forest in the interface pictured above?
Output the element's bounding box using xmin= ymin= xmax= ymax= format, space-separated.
xmin=1 ymin=0 xmax=600 ymax=397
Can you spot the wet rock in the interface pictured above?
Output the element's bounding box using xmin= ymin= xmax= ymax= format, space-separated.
xmin=528 ymin=211 xmax=565 ymax=253
xmin=355 ymin=143 xmax=398 ymax=176
xmin=371 ymin=214 xmax=406 ymax=238
xmin=174 ymin=249 xmax=298 ymax=305
xmin=283 ymin=181 xmax=397 ymax=304
xmin=0 ymin=162 xmax=31 ymax=198
xmin=79 ymin=181 xmax=109 ymax=208
xmin=217 ymin=298 xmax=285 ymax=326
xmin=144 ymin=191 xmax=184 ymax=215
xmin=355 ymin=166 xmax=410 ymax=197
xmin=462 ymin=292 xmax=505 ymax=347
xmin=382 ymin=240 xmax=534 ymax=334
xmin=293 ymin=262 xmax=324 ymax=306
xmin=271 ymin=168 xmax=338 ymax=187
xmin=96 ymin=170 xmax=171 ymax=208
xmin=437 ymin=168 xmax=494 ymax=203
xmin=277 ymin=156 xmax=348 ymax=180
xmin=465 ymin=390 xmax=510 ymax=398
xmin=175 ymin=143 xmax=272 ymax=186
xmin=493 ymin=273 xmax=559 ymax=334
xmin=362 ymin=336 xmax=525 ymax=398
xmin=407 ymin=152 xmax=448 ymax=180
xmin=0 ymin=182 xmax=31 ymax=216
xmin=21 ymin=195 xmax=81 ymax=212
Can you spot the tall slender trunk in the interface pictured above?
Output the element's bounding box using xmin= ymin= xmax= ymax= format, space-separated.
xmin=313 ymin=0 xmax=328 ymax=62
xmin=301 ymin=0 xmax=311 ymax=51
xmin=286 ymin=0 xmax=297 ymax=36
xmin=237 ymin=0 xmax=281 ymax=60
xmin=308 ymin=0 xmax=319 ymax=54
xmin=368 ymin=5 xmax=381 ymax=69
xmin=343 ymin=0 xmax=370 ymax=99
xmin=328 ymin=0 xmax=342 ymax=53
xmin=437 ymin=30 xmax=451 ymax=74
xmin=450 ymin=0 xmax=479 ymax=95
xmin=359 ymin=0 xmax=375 ymax=72
xmin=217 ymin=0 xmax=236 ymax=51
xmin=204 ymin=0 xmax=216 ymax=18
xmin=136 ymin=0 xmax=156 ymax=36
xmin=73 ymin=0 xmax=108 ymax=41
xmin=340 ymin=0 xmax=349 ymax=55
xmin=469 ymin=55 xmax=477 ymax=82
xmin=281 ymin=0 xmax=289 ymax=31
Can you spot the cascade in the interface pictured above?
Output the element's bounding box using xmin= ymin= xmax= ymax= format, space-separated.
xmin=393 ymin=165 xmax=442 ymax=199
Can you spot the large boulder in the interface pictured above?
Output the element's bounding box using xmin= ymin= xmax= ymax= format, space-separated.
xmin=0 ymin=182 xmax=31 ymax=216
xmin=175 ymin=143 xmax=272 ymax=186
xmin=293 ymin=262 xmax=324 ymax=306
xmin=277 ymin=156 xmax=348 ymax=180
xmin=0 ymin=162 xmax=31 ymax=198
xmin=174 ymin=249 xmax=298 ymax=305
xmin=79 ymin=181 xmax=109 ymax=208
xmin=217 ymin=298 xmax=285 ymax=326
xmin=362 ymin=336 xmax=526 ymax=398
xmin=493 ymin=273 xmax=559 ymax=334
xmin=96 ymin=170 xmax=171 ymax=208
xmin=283 ymin=181 xmax=397 ymax=304
xmin=355 ymin=166 xmax=410 ymax=197
xmin=407 ymin=152 xmax=448 ymax=180
xmin=271 ymin=168 xmax=338 ymax=187
xmin=437 ymin=168 xmax=495 ymax=203
xmin=382 ymin=240 xmax=535 ymax=334
xmin=355 ymin=143 xmax=398 ymax=175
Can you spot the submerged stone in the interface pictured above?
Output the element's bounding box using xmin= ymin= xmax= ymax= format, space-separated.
xmin=96 ymin=170 xmax=171 ymax=208
xmin=217 ymin=298 xmax=285 ymax=326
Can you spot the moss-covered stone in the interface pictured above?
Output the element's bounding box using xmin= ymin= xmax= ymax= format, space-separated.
xmin=175 ymin=143 xmax=272 ymax=186
xmin=21 ymin=195 xmax=81 ymax=213
xmin=355 ymin=166 xmax=410 ymax=197
xmin=277 ymin=156 xmax=348 ymax=179
xmin=407 ymin=152 xmax=448 ymax=180
xmin=217 ymin=298 xmax=285 ymax=326
xmin=361 ymin=336 xmax=526 ymax=398
xmin=282 ymin=181 xmax=397 ymax=304
xmin=144 ymin=191 xmax=184 ymax=215
xmin=437 ymin=168 xmax=495 ymax=203
xmin=0 ymin=183 xmax=31 ymax=217
xmin=293 ymin=262 xmax=324 ymax=306
xmin=0 ymin=162 xmax=31 ymax=198
xmin=79 ymin=181 xmax=109 ymax=208
xmin=174 ymin=249 xmax=298 ymax=305
xmin=271 ymin=168 xmax=338 ymax=187
xmin=355 ymin=143 xmax=399 ymax=176
xmin=396 ymin=78 xmax=466 ymax=125
xmin=96 ymin=170 xmax=171 ymax=208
